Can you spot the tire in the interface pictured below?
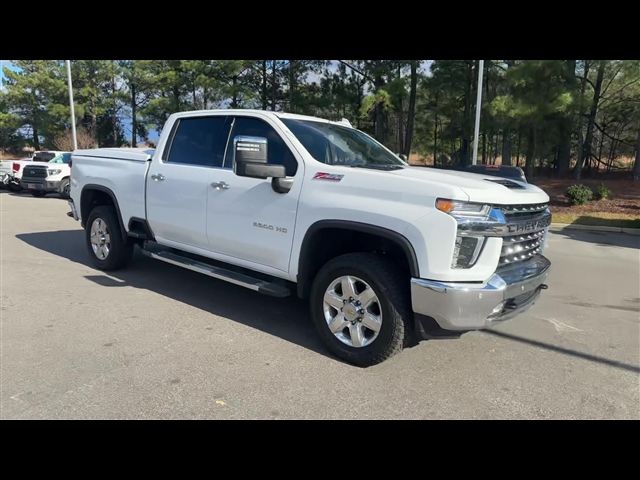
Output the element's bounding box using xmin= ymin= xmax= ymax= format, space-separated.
xmin=31 ymin=191 xmax=46 ymax=197
xmin=309 ymin=252 xmax=412 ymax=367
xmin=85 ymin=205 xmax=133 ymax=271
xmin=59 ymin=178 xmax=70 ymax=199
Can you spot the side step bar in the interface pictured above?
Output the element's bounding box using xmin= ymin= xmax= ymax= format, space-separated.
xmin=141 ymin=249 xmax=291 ymax=298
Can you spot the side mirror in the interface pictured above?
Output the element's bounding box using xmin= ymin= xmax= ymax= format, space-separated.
xmin=233 ymin=135 xmax=285 ymax=179
xmin=398 ymin=153 xmax=408 ymax=162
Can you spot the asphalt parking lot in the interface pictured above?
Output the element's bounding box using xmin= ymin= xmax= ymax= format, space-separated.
xmin=1 ymin=190 xmax=639 ymax=419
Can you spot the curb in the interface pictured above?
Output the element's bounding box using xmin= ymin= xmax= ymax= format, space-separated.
xmin=550 ymin=223 xmax=640 ymax=235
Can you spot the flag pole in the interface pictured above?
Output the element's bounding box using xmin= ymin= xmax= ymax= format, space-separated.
xmin=472 ymin=60 xmax=484 ymax=165
xmin=66 ymin=60 xmax=78 ymax=150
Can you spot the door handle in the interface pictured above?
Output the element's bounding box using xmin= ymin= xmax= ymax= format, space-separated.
xmin=211 ymin=181 xmax=230 ymax=190
xmin=151 ymin=173 xmax=165 ymax=182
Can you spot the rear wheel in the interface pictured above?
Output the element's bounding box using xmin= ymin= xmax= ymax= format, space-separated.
xmin=85 ymin=205 xmax=133 ymax=270
xmin=310 ymin=253 xmax=412 ymax=367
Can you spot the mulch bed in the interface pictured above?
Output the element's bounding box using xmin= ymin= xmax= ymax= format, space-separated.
xmin=531 ymin=178 xmax=640 ymax=216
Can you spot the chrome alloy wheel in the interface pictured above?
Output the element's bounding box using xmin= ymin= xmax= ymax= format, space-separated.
xmin=323 ymin=275 xmax=383 ymax=348
xmin=90 ymin=217 xmax=111 ymax=260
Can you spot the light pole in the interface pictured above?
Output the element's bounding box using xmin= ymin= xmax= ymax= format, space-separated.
xmin=472 ymin=60 xmax=484 ymax=165
xmin=66 ymin=60 xmax=78 ymax=150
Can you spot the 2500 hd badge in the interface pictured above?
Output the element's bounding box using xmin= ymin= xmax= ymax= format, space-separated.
xmin=253 ymin=221 xmax=288 ymax=234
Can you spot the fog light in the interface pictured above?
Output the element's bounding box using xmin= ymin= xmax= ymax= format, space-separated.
xmin=488 ymin=301 xmax=506 ymax=318
xmin=452 ymin=236 xmax=484 ymax=268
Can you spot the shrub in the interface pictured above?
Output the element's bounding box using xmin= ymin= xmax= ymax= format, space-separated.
xmin=566 ymin=184 xmax=593 ymax=205
xmin=594 ymin=183 xmax=611 ymax=200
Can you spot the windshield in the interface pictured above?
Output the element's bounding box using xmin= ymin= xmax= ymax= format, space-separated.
xmin=49 ymin=153 xmax=71 ymax=164
xmin=281 ymin=118 xmax=406 ymax=170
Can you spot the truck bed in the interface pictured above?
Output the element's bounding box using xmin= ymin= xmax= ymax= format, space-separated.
xmin=71 ymin=148 xmax=153 ymax=229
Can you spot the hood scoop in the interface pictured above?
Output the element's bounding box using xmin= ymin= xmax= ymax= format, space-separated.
xmin=484 ymin=178 xmax=526 ymax=189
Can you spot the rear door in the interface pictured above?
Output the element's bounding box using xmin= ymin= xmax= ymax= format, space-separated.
xmin=146 ymin=115 xmax=233 ymax=249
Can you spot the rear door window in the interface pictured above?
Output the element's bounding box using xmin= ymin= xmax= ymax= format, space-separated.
xmin=166 ymin=116 xmax=232 ymax=168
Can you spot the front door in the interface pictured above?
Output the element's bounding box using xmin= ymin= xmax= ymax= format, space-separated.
xmin=146 ymin=115 xmax=232 ymax=249
xmin=205 ymin=116 xmax=303 ymax=273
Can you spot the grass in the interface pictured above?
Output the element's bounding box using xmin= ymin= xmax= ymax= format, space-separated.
xmin=552 ymin=212 xmax=640 ymax=229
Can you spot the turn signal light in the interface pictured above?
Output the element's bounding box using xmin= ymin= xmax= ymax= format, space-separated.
xmin=435 ymin=198 xmax=455 ymax=213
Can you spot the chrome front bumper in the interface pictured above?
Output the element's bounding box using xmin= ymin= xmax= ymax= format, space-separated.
xmin=411 ymin=255 xmax=550 ymax=331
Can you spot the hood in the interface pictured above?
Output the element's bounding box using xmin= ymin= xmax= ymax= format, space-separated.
xmin=388 ymin=166 xmax=549 ymax=205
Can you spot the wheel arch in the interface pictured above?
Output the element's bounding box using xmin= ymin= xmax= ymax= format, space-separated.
xmin=80 ymin=184 xmax=127 ymax=242
xmin=296 ymin=220 xmax=419 ymax=299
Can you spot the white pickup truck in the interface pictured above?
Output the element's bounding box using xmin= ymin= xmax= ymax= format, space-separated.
xmin=68 ymin=109 xmax=551 ymax=366
xmin=1 ymin=151 xmax=72 ymax=196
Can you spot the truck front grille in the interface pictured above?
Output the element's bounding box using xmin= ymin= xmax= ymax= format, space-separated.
xmin=497 ymin=203 xmax=549 ymax=266
xmin=500 ymin=203 xmax=548 ymax=220
xmin=21 ymin=165 xmax=48 ymax=181
xmin=500 ymin=229 xmax=546 ymax=265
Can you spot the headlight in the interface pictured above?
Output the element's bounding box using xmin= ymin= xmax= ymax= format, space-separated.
xmin=47 ymin=169 xmax=62 ymax=176
xmin=436 ymin=198 xmax=491 ymax=219
xmin=436 ymin=198 xmax=492 ymax=268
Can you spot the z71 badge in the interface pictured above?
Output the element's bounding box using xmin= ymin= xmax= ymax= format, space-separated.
xmin=313 ymin=172 xmax=344 ymax=182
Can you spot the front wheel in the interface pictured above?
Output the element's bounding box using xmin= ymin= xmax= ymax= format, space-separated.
xmin=59 ymin=178 xmax=70 ymax=198
xmin=310 ymin=253 xmax=412 ymax=367
xmin=85 ymin=205 xmax=133 ymax=271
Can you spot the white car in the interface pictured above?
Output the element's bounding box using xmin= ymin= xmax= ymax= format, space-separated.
xmin=19 ymin=151 xmax=72 ymax=197
xmin=68 ymin=109 xmax=551 ymax=366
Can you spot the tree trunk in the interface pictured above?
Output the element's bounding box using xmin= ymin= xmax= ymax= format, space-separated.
xmin=231 ymin=76 xmax=238 ymax=108
xmin=373 ymin=75 xmax=386 ymax=143
xmin=288 ymin=60 xmax=295 ymax=113
xmin=575 ymin=60 xmax=604 ymax=180
xmin=433 ymin=113 xmax=438 ymax=166
xmin=461 ymin=61 xmax=473 ymax=166
xmin=261 ymin=61 xmax=268 ymax=110
xmin=633 ymin=129 xmax=640 ymax=181
xmin=573 ymin=61 xmax=589 ymax=177
xmin=130 ymin=83 xmax=137 ymax=147
xmin=516 ymin=128 xmax=522 ymax=167
xmin=112 ymin=67 xmax=118 ymax=147
xmin=403 ymin=61 xmax=418 ymax=158
xmin=502 ymin=127 xmax=512 ymax=166
xmin=271 ymin=60 xmax=277 ymax=111
xmin=557 ymin=60 xmax=576 ymax=177
xmin=481 ymin=132 xmax=487 ymax=164
xmin=525 ymin=126 xmax=536 ymax=179
xmin=32 ymin=117 xmax=40 ymax=150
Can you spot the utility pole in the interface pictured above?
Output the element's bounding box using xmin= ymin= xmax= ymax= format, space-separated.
xmin=472 ymin=60 xmax=484 ymax=165
xmin=66 ymin=60 xmax=78 ymax=150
